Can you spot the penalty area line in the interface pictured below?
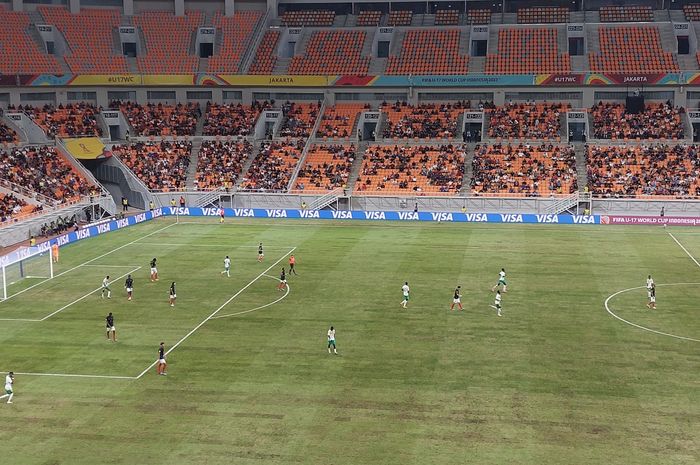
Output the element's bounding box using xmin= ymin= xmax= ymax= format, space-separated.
xmin=134 ymin=247 xmax=297 ymax=379
xmin=210 ymin=274 xmax=290 ymax=320
xmin=1 ymin=371 xmax=136 ymax=380
xmin=668 ymin=231 xmax=700 ymax=269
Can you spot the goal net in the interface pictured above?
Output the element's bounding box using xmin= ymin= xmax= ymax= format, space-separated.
xmin=1 ymin=246 xmax=54 ymax=300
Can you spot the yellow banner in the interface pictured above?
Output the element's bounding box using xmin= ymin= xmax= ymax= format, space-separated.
xmin=64 ymin=137 xmax=108 ymax=160
xmin=141 ymin=74 xmax=195 ymax=86
xmin=217 ymin=75 xmax=335 ymax=87
xmin=69 ymin=74 xmax=142 ymax=86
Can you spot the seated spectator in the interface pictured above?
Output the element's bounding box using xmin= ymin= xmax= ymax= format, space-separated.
xmin=471 ymin=143 xmax=577 ymax=196
xmin=294 ymin=144 xmax=356 ymax=192
xmin=316 ymin=104 xmax=369 ymax=138
xmin=0 ymin=145 xmax=93 ymax=201
xmin=0 ymin=122 xmax=19 ymax=143
xmin=38 ymin=214 xmax=78 ymax=237
xmin=15 ymin=103 xmax=103 ymax=138
xmin=0 ymin=193 xmax=28 ymax=223
xmin=487 ymin=102 xmax=567 ymax=139
xmin=112 ymin=101 xmax=200 ymax=136
xmin=195 ymin=140 xmax=253 ymax=190
xmin=112 ymin=140 xmax=192 ymax=191
xmin=279 ymin=102 xmax=321 ymax=138
xmin=586 ymin=144 xmax=700 ymax=198
xmin=355 ymin=144 xmax=465 ymax=195
xmin=381 ymin=101 xmax=470 ymax=139
xmin=591 ymin=101 xmax=684 ymax=140
xmin=241 ymin=139 xmax=305 ymax=191
xmin=203 ymin=101 xmax=271 ymax=136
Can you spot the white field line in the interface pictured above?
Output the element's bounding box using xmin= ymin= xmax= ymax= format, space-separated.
xmin=81 ymin=264 xmax=141 ymax=268
xmin=134 ymin=242 xmax=295 ymax=249
xmin=668 ymin=231 xmax=700 ymax=269
xmin=211 ymin=274 xmax=290 ymax=320
xmin=135 ymin=247 xmax=297 ymax=379
xmin=0 ymin=222 xmax=176 ymax=303
xmin=39 ymin=266 xmax=141 ymax=321
xmin=2 ymin=371 xmax=135 ymax=380
xmin=604 ymin=283 xmax=700 ymax=343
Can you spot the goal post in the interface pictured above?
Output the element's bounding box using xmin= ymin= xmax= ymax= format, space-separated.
xmin=1 ymin=246 xmax=54 ymax=300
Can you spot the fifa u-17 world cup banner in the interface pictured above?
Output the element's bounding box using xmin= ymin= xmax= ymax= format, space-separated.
xmin=600 ymin=215 xmax=700 ymax=226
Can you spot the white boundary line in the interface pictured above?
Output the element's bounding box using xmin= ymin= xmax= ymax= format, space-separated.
xmin=0 ymin=222 xmax=176 ymax=303
xmin=134 ymin=242 xmax=295 ymax=249
xmin=210 ymin=274 xmax=290 ymax=320
xmin=81 ymin=264 xmax=141 ymax=268
xmin=134 ymin=246 xmax=296 ymax=379
xmin=604 ymin=282 xmax=700 ymax=343
xmin=668 ymin=231 xmax=700 ymax=268
xmin=3 ymin=371 xmax=136 ymax=380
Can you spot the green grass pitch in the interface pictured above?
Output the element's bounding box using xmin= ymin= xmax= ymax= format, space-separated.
xmin=1 ymin=217 xmax=699 ymax=465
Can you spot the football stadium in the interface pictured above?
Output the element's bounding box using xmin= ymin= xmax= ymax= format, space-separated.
xmin=1 ymin=0 xmax=700 ymax=463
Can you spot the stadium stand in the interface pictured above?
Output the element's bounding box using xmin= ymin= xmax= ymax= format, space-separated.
xmin=288 ymin=30 xmax=370 ymax=75
xmin=281 ymin=10 xmax=335 ymax=26
xmin=684 ymin=4 xmax=700 ymax=21
xmin=485 ymin=28 xmax=570 ymax=74
xmin=317 ymin=104 xmax=366 ymax=138
xmin=207 ymin=11 xmax=263 ymax=73
xmin=356 ymin=10 xmax=382 ymax=26
xmin=0 ymin=9 xmax=62 ymax=74
xmin=589 ymin=26 xmax=679 ymax=73
xmin=203 ymin=101 xmax=270 ymax=137
xmin=435 ymin=9 xmax=460 ymax=26
xmin=0 ymin=193 xmax=30 ymax=223
xmin=388 ymin=10 xmax=413 ymax=26
xmin=115 ymin=102 xmax=200 ymax=137
xmin=466 ymin=9 xmax=491 ymax=25
xmin=279 ymin=102 xmax=321 ymax=138
xmin=586 ymin=144 xmax=700 ymax=198
xmin=241 ymin=139 xmax=305 ymax=191
xmin=112 ymin=140 xmax=192 ymax=191
xmin=591 ymin=102 xmax=684 ymax=140
xmin=471 ymin=143 xmax=577 ymax=196
xmin=599 ymin=5 xmax=653 ymax=22
xmin=382 ymin=102 xmax=468 ymax=139
xmin=39 ymin=7 xmax=128 ymax=74
xmin=0 ymin=123 xmax=19 ymax=144
xmin=517 ymin=7 xmax=570 ymax=24
xmin=386 ymin=29 xmax=469 ymax=75
xmin=134 ymin=10 xmax=203 ymax=74
xmin=195 ymin=140 xmax=253 ymax=190
xmin=0 ymin=145 xmax=93 ymax=202
xmin=294 ymin=144 xmax=356 ymax=192
xmin=19 ymin=103 xmax=103 ymax=138
xmin=355 ymin=144 xmax=465 ymax=195
xmin=248 ymin=30 xmax=280 ymax=75
xmin=487 ymin=103 xmax=566 ymax=140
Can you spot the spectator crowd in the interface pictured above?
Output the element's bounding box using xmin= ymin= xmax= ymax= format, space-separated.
xmin=113 ymin=101 xmax=201 ymax=136
xmin=591 ymin=101 xmax=684 ymax=140
xmin=381 ymin=101 xmax=470 ymax=139
xmin=13 ymin=103 xmax=103 ymax=138
xmin=195 ymin=140 xmax=253 ymax=190
xmin=112 ymin=140 xmax=192 ymax=191
xmin=294 ymin=144 xmax=356 ymax=192
xmin=279 ymin=102 xmax=321 ymax=138
xmin=487 ymin=102 xmax=567 ymax=139
xmin=0 ymin=122 xmax=19 ymax=143
xmin=0 ymin=193 xmax=28 ymax=223
xmin=203 ymin=101 xmax=271 ymax=137
xmin=242 ymin=139 xmax=304 ymax=191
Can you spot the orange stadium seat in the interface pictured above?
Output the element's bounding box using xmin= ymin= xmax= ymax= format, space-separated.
xmin=386 ymin=29 xmax=469 ymax=75
xmin=356 ymin=10 xmax=382 ymax=26
xmin=289 ymin=30 xmax=370 ymax=75
xmin=591 ymin=102 xmax=683 ymax=140
xmin=600 ymin=5 xmax=653 ymax=22
xmin=248 ymin=30 xmax=280 ymax=75
xmin=195 ymin=140 xmax=253 ymax=190
xmin=39 ymin=6 xmax=128 ymax=74
xmin=485 ymin=28 xmax=570 ymax=74
xmin=207 ymin=11 xmax=263 ymax=74
xmin=279 ymin=102 xmax=321 ymax=138
xmin=115 ymin=101 xmax=200 ymax=137
xmin=517 ymin=7 xmax=570 ymax=24
xmin=381 ymin=101 xmax=469 ymax=139
xmin=487 ymin=103 xmax=567 ymax=139
xmin=466 ymin=9 xmax=491 ymax=25
xmin=293 ymin=144 xmax=356 ymax=193
xmin=684 ymin=4 xmax=700 ymax=21
xmin=242 ymin=139 xmax=305 ymax=191
xmin=317 ymin=104 xmax=366 ymax=138
xmin=281 ymin=10 xmax=335 ymax=27
xmin=112 ymin=140 xmax=192 ymax=191
xmin=0 ymin=192 xmax=33 ymax=223
xmin=20 ymin=103 xmax=103 ymax=138
xmin=0 ymin=10 xmax=62 ymax=74
xmin=589 ymin=27 xmax=678 ymax=74
xmin=135 ymin=11 xmax=203 ymax=74
xmin=388 ymin=10 xmax=412 ymax=26
xmin=435 ymin=10 xmax=460 ymax=26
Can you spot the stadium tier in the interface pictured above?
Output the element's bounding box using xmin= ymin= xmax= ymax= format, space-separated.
xmin=281 ymin=9 xmax=334 ymax=26
xmin=488 ymin=103 xmax=567 ymax=140
xmin=203 ymin=101 xmax=270 ymax=137
xmin=517 ymin=7 xmax=570 ymax=24
xmin=589 ymin=26 xmax=679 ymax=74
xmin=591 ymin=102 xmax=684 ymax=140
xmin=0 ymin=10 xmax=62 ymax=74
xmin=207 ymin=11 xmax=264 ymax=74
xmin=242 ymin=139 xmax=304 ymax=191
xmin=381 ymin=102 xmax=468 ymax=139
xmin=317 ymin=104 xmax=366 ymax=139
xmin=471 ymin=143 xmax=577 ymax=197
xmin=19 ymin=103 xmax=103 ymax=138
xmin=466 ymin=9 xmax=491 ymax=25
xmin=293 ymin=144 xmax=356 ymax=193
xmin=599 ymin=5 xmax=653 ymax=22
xmin=356 ymin=10 xmax=381 ymax=26
xmin=279 ymin=102 xmax=321 ymax=138
xmin=248 ymin=30 xmax=280 ymax=74
xmin=114 ymin=102 xmax=200 ymax=137
xmin=288 ymin=30 xmax=370 ymax=75
xmin=134 ymin=11 xmax=203 ymax=74
xmin=386 ymin=29 xmax=469 ymax=75
xmin=485 ymin=28 xmax=570 ymax=75
xmin=112 ymin=140 xmax=192 ymax=191
xmin=195 ymin=140 xmax=253 ymax=190
xmin=387 ymin=10 xmax=412 ymax=26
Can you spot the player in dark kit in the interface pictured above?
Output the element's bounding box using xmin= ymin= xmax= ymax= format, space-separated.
xmin=257 ymin=243 xmax=264 ymax=262
xmin=124 ymin=274 xmax=134 ymax=301
xmin=150 ymin=257 xmax=158 ymax=282
xmin=157 ymin=342 xmax=167 ymax=375
xmin=450 ymin=286 xmax=463 ymax=311
xmin=105 ymin=312 xmax=116 ymax=342
xmin=169 ymin=282 xmax=176 ymax=307
xmin=277 ymin=268 xmax=287 ymax=291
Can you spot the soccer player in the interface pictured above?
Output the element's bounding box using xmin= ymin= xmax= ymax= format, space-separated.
xmin=150 ymin=257 xmax=158 ymax=282
xmin=169 ymin=282 xmax=176 ymax=307
xmin=277 ymin=268 xmax=287 ymax=291
xmin=492 ymin=268 xmax=507 ymax=292
xmin=219 ymin=209 xmax=225 ymax=224
xmin=646 ymin=275 xmax=654 ymax=291
xmin=289 ymin=255 xmax=298 ymax=275
xmin=105 ymin=312 xmax=116 ymax=342
xmin=647 ymin=283 xmax=656 ymax=309
xmin=401 ymin=281 xmax=410 ymax=308
xmin=327 ymin=326 xmax=338 ymax=355
xmin=257 ymin=243 xmax=264 ymax=262
xmin=51 ymin=243 xmax=59 ymax=263
xmin=490 ymin=290 xmax=503 ymax=316
xmin=221 ymin=256 xmax=231 ymax=277
xmin=450 ymin=285 xmax=463 ymax=311
xmin=0 ymin=372 xmax=14 ymax=404
xmin=101 ymin=275 xmax=112 ymax=299
xmin=156 ymin=342 xmax=167 ymax=375
xmin=124 ymin=274 xmax=134 ymax=301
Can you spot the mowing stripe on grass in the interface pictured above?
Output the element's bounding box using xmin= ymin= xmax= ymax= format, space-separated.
xmin=135 ymin=247 xmax=297 ymax=379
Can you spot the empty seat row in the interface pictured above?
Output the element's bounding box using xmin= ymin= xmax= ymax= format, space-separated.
xmin=281 ymin=10 xmax=335 ymax=26
xmin=386 ymin=29 xmax=468 ymax=75
xmin=517 ymin=7 xmax=570 ymax=24
xmin=600 ymin=5 xmax=653 ymax=22
xmin=288 ymin=30 xmax=370 ymax=75
xmin=485 ymin=28 xmax=570 ymax=74
xmin=208 ymin=11 xmax=263 ymax=74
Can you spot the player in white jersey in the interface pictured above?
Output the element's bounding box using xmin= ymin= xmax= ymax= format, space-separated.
xmin=401 ymin=282 xmax=410 ymax=308
xmin=221 ymin=256 xmax=231 ymax=277
xmin=647 ymin=283 xmax=656 ymax=309
xmin=327 ymin=326 xmax=338 ymax=354
xmin=492 ymin=268 xmax=507 ymax=292
xmin=101 ymin=276 xmax=112 ymax=299
xmin=646 ymin=275 xmax=654 ymax=290
xmin=489 ymin=290 xmax=503 ymax=316
xmin=0 ymin=372 xmax=14 ymax=404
